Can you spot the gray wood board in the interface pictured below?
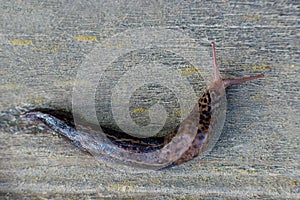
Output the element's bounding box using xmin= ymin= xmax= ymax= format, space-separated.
xmin=0 ymin=1 xmax=299 ymax=199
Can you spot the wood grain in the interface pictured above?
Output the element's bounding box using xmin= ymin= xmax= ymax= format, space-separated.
xmin=0 ymin=1 xmax=299 ymax=199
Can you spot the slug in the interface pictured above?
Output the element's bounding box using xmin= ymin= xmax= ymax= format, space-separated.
xmin=22 ymin=42 xmax=264 ymax=170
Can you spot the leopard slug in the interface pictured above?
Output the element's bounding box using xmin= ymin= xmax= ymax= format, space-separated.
xmin=22 ymin=42 xmax=264 ymax=170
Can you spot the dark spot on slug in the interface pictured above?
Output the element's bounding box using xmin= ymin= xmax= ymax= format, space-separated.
xmin=203 ymin=110 xmax=210 ymax=116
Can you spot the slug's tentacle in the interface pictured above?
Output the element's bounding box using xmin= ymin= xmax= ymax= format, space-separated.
xmin=223 ymin=74 xmax=264 ymax=88
xmin=211 ymin=42 xmax=264 ymax=88
xmin=211 ymin=42 xmax=221 ymax=81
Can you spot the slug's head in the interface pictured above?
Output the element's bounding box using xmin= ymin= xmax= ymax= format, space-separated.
xmin=210 ymin=42 xmax=264 ymax=90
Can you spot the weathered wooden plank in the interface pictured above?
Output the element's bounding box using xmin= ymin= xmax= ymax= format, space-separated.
xmin=0 ymin=1 xmax=299 ymax=199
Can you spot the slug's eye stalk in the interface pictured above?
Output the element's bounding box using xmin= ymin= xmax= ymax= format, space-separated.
xmin=211 ymin=42 xmax=221 ymax=82
xmin=211 ymin=42 xmax=264 ymax=88
xmin=223 ymin=74 xmax=264 ymax=88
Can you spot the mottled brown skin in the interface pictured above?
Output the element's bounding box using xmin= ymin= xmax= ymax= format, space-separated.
xmin=165 ymin=43 xmax=264 ymax=168
xmin=22 ymin=42 xmax=264 ymax=169
xmin=170 ymin=91 xmax=212 ymax=166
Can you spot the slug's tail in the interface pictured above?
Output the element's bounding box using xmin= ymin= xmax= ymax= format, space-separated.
xmin=22 ymin=112 xmax=89 ymax=152
xmin=211 ymin=42 xmax=264 ymax=88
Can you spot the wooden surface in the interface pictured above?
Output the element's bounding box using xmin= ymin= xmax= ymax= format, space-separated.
xmin=1 ymin=1 xmax=299 ymax=199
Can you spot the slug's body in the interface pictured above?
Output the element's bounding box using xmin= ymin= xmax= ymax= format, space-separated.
xmin=23 ymin=43 xmax=263 ymax=169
